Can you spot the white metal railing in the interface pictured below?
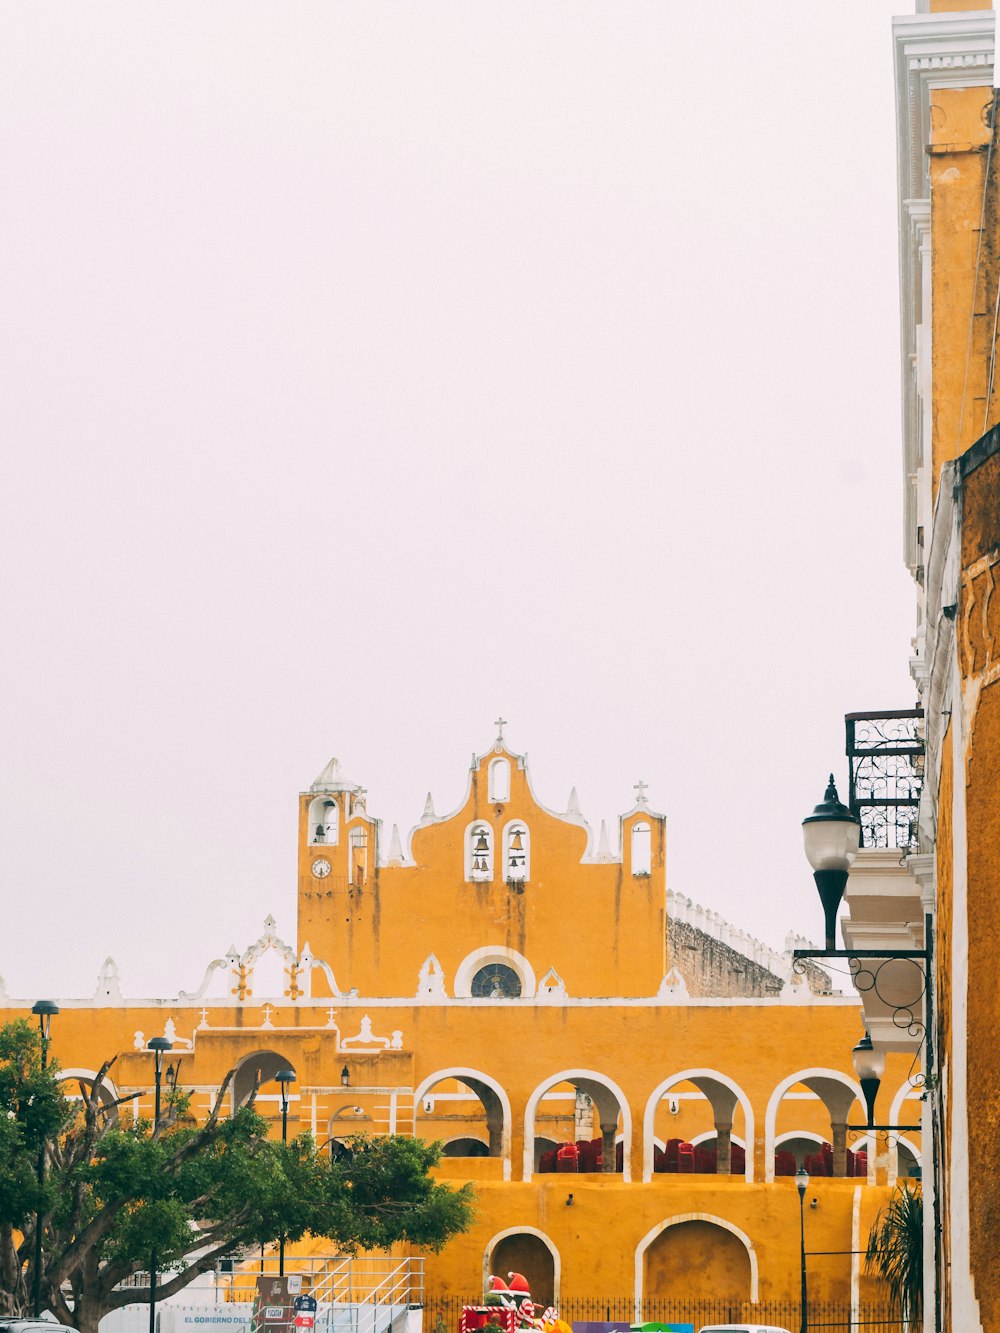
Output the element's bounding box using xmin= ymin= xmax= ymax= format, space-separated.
xmin=241 ymin=1256 xmax=423 ymax=1333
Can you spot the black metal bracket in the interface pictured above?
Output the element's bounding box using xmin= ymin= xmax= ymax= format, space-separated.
xmin=847 ymin=1123 xmax=921 ymax=1133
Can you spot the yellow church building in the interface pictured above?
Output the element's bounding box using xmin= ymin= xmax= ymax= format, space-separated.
xmin=1 ymin=730 xmax=918 ymax=1323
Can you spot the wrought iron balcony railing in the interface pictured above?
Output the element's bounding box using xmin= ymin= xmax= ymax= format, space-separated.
xmin=845 ymin=708 xmax=924 ymax=851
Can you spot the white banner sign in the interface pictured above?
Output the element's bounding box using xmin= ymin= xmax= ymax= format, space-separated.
xmin=158 ymin=1306 xmax=254 ymax=1333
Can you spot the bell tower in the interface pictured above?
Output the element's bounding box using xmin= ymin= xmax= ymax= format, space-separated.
xmin=296 ymin=756 xmax=378 ymax=982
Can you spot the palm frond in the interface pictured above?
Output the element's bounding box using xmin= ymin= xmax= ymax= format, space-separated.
xmin=865 ymin=1183 xmax=923 ymax=1321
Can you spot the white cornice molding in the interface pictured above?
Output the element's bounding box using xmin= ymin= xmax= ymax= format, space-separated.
xmin=894 ymin=11 xmax=995 ymax=568
xmin=895 ymin=11 xmax=995 ymax=196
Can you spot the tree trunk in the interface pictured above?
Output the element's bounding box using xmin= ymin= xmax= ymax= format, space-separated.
xmin=71 ymin=1293 xmax=109 ymax=1333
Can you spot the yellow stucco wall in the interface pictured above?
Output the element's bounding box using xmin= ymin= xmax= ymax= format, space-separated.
xmin=929 ymin=87 xmax=996 ymax=494
xmin=958 ymin=448 xmax=1000 ymax=1331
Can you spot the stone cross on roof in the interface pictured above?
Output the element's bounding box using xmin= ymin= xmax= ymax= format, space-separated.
xmin=494 ymin=716 xmax=508 ymax=743
xmin=634 ymin=780 xmax=649 ymax=804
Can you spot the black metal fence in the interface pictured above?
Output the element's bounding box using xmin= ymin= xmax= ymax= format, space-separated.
xmin=845 ymin=709 xmax=924 ymax=851
xmin=424 ymin=1294 xmax=907 ymax=1332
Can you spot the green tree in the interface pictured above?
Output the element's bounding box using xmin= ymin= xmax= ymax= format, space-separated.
xmin=0 ymin=1021 xmax=474 ymax=1333
xmin=865 ymin=1182 xmax=923 ymax=1323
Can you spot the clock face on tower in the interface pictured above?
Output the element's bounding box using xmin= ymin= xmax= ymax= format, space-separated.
xmin=311 ymin=857 xmax=332 ymax=879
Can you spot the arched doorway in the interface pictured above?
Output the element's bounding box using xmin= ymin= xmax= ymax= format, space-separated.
xmin=642 ymin=1219 xmax=752 ymax=1303
xmin=488 ymin=1232 xmax=556 ymax=1308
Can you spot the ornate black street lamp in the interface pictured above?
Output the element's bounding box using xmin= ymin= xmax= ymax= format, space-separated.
xmin=275 ymin=1069 xmax=296 ymax=1276
xmin=801 ymin=776 xmax=860 ymax=951
xmin=31 ymin=1000 xmax=58 ymax=1317
xmin=147 ymin=1037 xmax=173 ymax=1333
xmin=796 ymin=1166 xmax=808 ymax=1333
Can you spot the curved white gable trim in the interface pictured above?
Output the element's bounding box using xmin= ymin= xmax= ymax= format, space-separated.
xmin=483 ymin=1227 xmax=561 ymax=1305
xmin=413 ymin=1066 xmax=512 ymax=1181
xmin=634 ymin=1212 xmax=758 ymax=1314
xmin=764 ymin=1067 xmax=863 ymax=1182
xmin=642 ymin=1069 xmax=754 ymax=1182
xmin=523 ymin=1068 xmax=632 ymax=1182
xmin=454 ymin=946 xmax=537 ymax=999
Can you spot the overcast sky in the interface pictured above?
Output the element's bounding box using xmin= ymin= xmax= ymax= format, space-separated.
xmin=0 ymin=1 xmax=916 ymax=1001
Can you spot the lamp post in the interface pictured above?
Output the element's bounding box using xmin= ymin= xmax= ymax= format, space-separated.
xmin=852 ymin=1031 xmax=886 ymax=1131
xmin=147 ymin=1037 xmax=173 ymax=1333
xmin=796 ymin=1166 xmax=808 ymax=1333
xmin=795 ymin=774 xmax=937 ymax=1329
xmin=275 ymin=1069 xmax=296 ymax=1277
xmin=801 ymin=776 xmax=860 ymax=951
xmin=31 ymin=1000 xmax=59 ymax=1318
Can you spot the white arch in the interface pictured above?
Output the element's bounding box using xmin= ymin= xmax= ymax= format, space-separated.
xmin=775 ymin=1129 xmax=875 ymax=1185
xmin=634 ymin=1212 xmax=759 ymax=1316
xmin=690 ymin=1130 xmax=746 ymax=1148
xmin=892 ymin=1135 xmax=922 ymax=1186
xmin=775 ymin=1130 xmax=825 ymax=1152
xmin=454 ymin=946 xmax=537 ymax=999
xmin=413 ymin=1066 xmax=513 ymax=1181
xmin=57 ymin=1067 xmax=121 ymax=1105
xmin=764 ymin=1067 xmax=864 ymax=1182
xmin=483 ymin=1226 xmax=560 ymax=1306
xmin=643 ymin=1069 xmax=755 ymax=1182
xmin=523 ymin=1069 xmax=633 ymax=1182
xmin=441 ymin=1134 xmax=490 ymax=1159
xmin=889 ymin=1078 xmax=924 ymax=1185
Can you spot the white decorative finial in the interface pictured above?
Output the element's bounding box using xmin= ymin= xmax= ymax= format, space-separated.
xmin=387 ymin=824 xmax=403 ymax=864
xmin=494 ymin=716 xmax=508 ymax=743
xmin=634 ymin=780 xmax=649 ymax=804
xmin=423 ymin=792 xmax=435 ymax=819
xmin=567 ymin=787 xmax=580 ymax=816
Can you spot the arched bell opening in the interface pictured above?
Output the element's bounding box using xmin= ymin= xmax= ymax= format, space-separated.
xmin=307 ymin=795 xmax=339 ymax=846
